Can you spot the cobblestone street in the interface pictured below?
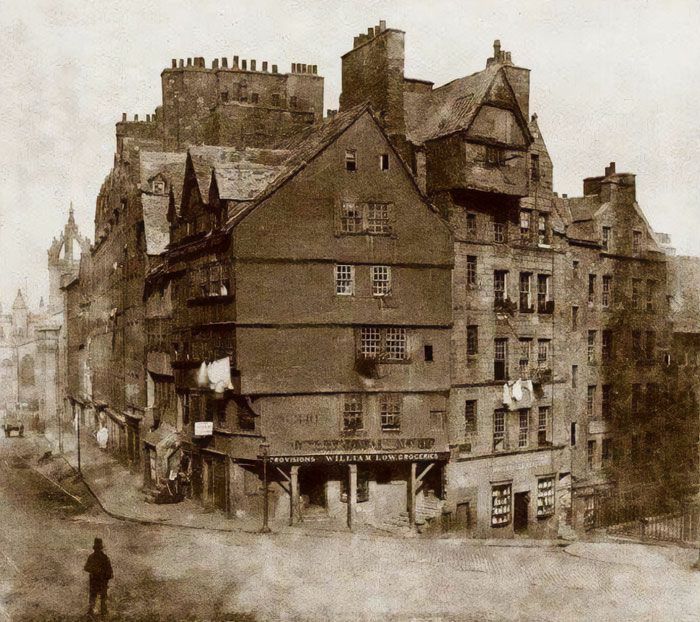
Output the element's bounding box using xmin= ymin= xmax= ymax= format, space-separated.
xmin=1 ymin=434 xmax=699 ymax=621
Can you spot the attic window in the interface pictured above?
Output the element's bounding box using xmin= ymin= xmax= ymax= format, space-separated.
xmin=345 ymin=150 xmax=357 ymax=172
xmin=152 ymin=180 xmax=166 ymax=195
xmin=380 ymin=154 xmax=390 ymax=171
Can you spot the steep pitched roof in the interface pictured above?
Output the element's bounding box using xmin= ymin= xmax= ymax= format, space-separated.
xmin=404 ymin=64 xmax=530 ymax=145
xmin=12 ymin=289 xmax=26 ymax=310
xmin=141 ymin=195 xmax=171 ymax=255
xmin=210 ymin=150 xmax=289 ymax=202
xmin=139 ymin=152 xmax=187 ymax=204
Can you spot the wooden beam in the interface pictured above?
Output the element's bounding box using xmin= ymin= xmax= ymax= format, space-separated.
xmin=275 ymin=466 xmax=291 ymax=482
xmin=407 ymin=462 xmax=417 ymax=528
xmin=347 ymin=464 xmax=357 ymax=531
xmin=290 ymin=465 xmax=300 ymax=526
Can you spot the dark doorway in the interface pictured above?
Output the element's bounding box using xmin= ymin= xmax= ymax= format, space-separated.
xmin=455 ymin=501 xmax=474 ymax=536
xmin=299 ymin=466 xmax=327 ymax=510
xmin=514 ymin=491 xmax=530 ymax=533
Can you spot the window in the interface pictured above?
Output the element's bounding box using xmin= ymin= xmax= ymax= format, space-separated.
xmin=345 ymin=149 xmax=357 ymax=171
xmin=359 ymin=327 xmax=407 ymax=361
xmin=465 ymin=400 xmax=477 ymax=436
xmin=530 ymin=154 xmax=540 ymax=182
xmin=520 ymin=210 xmax=531 ymax=242
xmin=493 ymin=219 xmax=506 ymax=243
xmin=195 ymin=263 xmax=231 ymax=298
xmin=335 ymin=264 xmax=355 ymax=296
xmin=466 ymin=213 xmax=477 ymax=237
xmin=631 ymin=384 xmax=642 ymax=416
xmin=518 ymin=409 xmax=530 ymax=448
xmin=466 ymin=256 xmax=477 ymax=287
xmin=339 ymin=202 xmax=392 ymax=235
xmin=587 ymin=440 xmax=597 ymax=470
xmin=645 ymin=330 xmax=655 ymax=362
xmin=646 ymin=280 xmax=655 ymax=312
xmin=491 ymin=483 xmax=512 ymax=526
xmin=271 ymin=93 xmax=280 ymax=107
xmin=494 ymin=338 xmax=508 ymax=381
xmin=570 ymin=422 xmax=577 ymax=446
xmin=538 ymin=407 xmax=550 ymax=446
xmin=537 ymin=339 xmax=550 ymax=366
xmin=152 ymin=179 xmax=166 ymax=194
xmin=602 ymin=275 xmax=613 ymax=308
xmin=632 ymin=279 xmax=642 ymax=309
xmin=366 ymin=203 xmax=391 ymax=234
xmin=602 ymin=226 xmax=612 ymax=251
xmin=380 ymin=154 xmax=390 ymax=171
xmin=371 ymin=266 xmax=391 ymax=297
xmin=339 ymin=202 xmax=362 ymax=233
xmin=493 ymin=409 xmax=506 ymax=451
xmin=467 ymin=325 xmax=479 ymax=356
xmin=588 ymin=274 xmax=596 ymax=306
xmin=519 ymin=272 xmax=532 ymax=311
xmin=632 ymin=330 xmax=642 ymax=360
xmin=289 ymin=95 xmax=298 ymax=109
xmin=572 ymin=305 xmax=579 ymax=330
xmin=632 ymin=230 xmax=642 ymax=255
xmin=602 ymin=438 xmax=613 ymax=465
xmin=536 ymin=477 xmax=555 ymax=517
xmin=587 ymin=385 xmax=596 ymax=417
xmin=538 ymin=214 xmax=549 ymax=245
xmin=519 ymin=339 xmax=531 ymax=376
xmin=423 ymin=345 xmax=433 ymax=362
xmin=602 ymin=330 xmax=613 ymax=361
xmin=486 ymin=146 xmax=506 ymax=166
xmin=572 ymin=365 xmax=578 ymax=388
xmin=251 ymin=92 xmax=259 ymax=103
xmin=221 ymin=90 xmax=229 ymax=102
xmin=573 ymin=260 xmax=580 ymax=279
xmin=385 ymin=328 xmax=407 ymax=361
xmin=380 ymin=395 xmax=401 ymax=430
xmin=494 ymin=270 xmax=508 ymax=303
xmin=537 ymin=274 xmax=551 ymax=313
xmin=343 ymin=395 xmax=364 ymax=432
xmin=602 ymin=384 xmax=612 ymax=420
xmin=587 ymin=330 xmax=596 ymax=363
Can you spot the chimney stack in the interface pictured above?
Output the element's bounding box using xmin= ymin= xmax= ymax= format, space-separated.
xmin=262 ymin=61 xmax=268 ymax=72
xmin=121 ymin=113 xmax=127 ymax=122
xmin=241 ymin=59 xmax=247 ymax=70
xmin=221 ymin=57 xmax=228 ymax=68
xmin=272 ymin=64 xmax=278 ymax=73
xmin=233 ymin=55 xmax=239 ymax=68
xmin=171 ymin=58 xmax=177 ymax=68
xmin=379 ymin=20 xmax=386 ymax=32
xmin=605 ymin=161 xmax=616 ymax=177
xmin=212 ymin=58 xmax=219 ymax=69
xmin=251 ymin=59 xmax=256 ymax=71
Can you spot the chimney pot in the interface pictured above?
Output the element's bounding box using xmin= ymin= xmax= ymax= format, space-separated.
xmin=134 ymin=114 xmax=139 ymax=122
xmin=605 ymin=161 xmax=616 ymax=176
xmin=262 ymin=61 xmax=268 ymax=72
xmin=367 ymin=27 xmax=373 ymax=36
xmin=179 ymin=59 xmax=184 ymax=68
xmin=146 ymin=114 xmax=150 ymax=122
xmin=291 ymin=62 xmax=296 ymax=73
xmin=221 ymin=57 xmax=228 ymax=68
xmin=312 ymin=64 xmax=317 ymax=74
xmin=562 ymin=193 xmax=568 ymax=198
xmin=374 ymin=26 xmax=380 ymax=36
xmin=272 ymin=64 xmax=278 ymax=73
xmin=494 ymin=39 xmax=501 ymax=55
xmin=233 ymin=55 xmax=239 ymax=68
xmin=302 ymin=63 xmax=307 ymax=73
xmin=187 ymin=57 xmax=192 ymax=66
xmin=379 ymin=20 xmax=386 ymax=31
xmin=251 ymin=59 xmax=256 ymax=71
xmin=121 ymin=113 xmax=127 ymax=122
xmin=212 ymin=58 xmax=219 ymax=69
xmin=171 ymin=58 xmax=177 ymax=68
xmin=241 ymin=59 xmax=247 ymax=70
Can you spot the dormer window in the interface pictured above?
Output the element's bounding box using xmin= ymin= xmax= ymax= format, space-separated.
xmin=152 ymin=180 xmax=166 ymax=195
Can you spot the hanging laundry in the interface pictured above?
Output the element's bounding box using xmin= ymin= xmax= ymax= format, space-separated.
xmin=512 ymin=379 xmax=523 ymax=401
xmin=96 ymin=426 xmax=109 ymax=449
xmin=196 ymin=361 xmax=209 ymax=388
xmin=502 ymin=383 xmax=512 ymax=406
xmin=208 ymin=357 xmax=234 ymax=392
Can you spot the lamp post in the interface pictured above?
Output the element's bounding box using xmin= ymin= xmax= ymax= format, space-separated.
xmin=259 ymin=442 xmax=271 ymax=533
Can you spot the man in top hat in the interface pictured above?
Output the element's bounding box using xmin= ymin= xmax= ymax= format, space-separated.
xmin=83 ymin=537 xmax=113 ymax=617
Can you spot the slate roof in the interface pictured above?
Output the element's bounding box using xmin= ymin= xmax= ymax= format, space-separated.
xmin=404 ymin=64 xmax=502 ymax=144
xmin=138 ymin=152 xmax=187 ymax=204
xmin=668 ymin=255 xmax=700 ymax=333
xmin=141 ymin=195 xmax=171 ymax=255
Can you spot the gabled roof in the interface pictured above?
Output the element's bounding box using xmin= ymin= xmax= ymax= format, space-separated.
xmin=404 ymin=63 xmax=530 ymax=145
xmin=142 ymin=195 xmax=171 ymax=255
xmin=210 ymin=151 xmax=289 ymax=202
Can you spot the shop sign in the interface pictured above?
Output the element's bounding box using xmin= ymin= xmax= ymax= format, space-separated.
xmin=291 ymin=437 xmax=436 ymax=452
xmin=194 ymin=421 xmax=213 ymax=437
xmin=268 ymin=452 xmax=450 ymax=465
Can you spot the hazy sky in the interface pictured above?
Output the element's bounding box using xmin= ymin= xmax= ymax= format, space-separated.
xmin=1 ymin=0 xmax=699 ymax=311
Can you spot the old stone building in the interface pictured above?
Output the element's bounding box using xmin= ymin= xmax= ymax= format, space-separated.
xmin=62 ymin=19 xmax=699 ymax=537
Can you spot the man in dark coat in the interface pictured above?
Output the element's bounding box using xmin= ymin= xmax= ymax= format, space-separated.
xmin=84 ymin=537 xmax=113 ymax=617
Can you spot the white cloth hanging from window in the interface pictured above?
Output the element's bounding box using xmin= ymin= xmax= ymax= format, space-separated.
xmin=196 ymin=362 xmax=209 ymax=388
xmin=512 ymin=379 xmax=523 ymax=401
xmin=208 ymin=357 xmax=234 ymax=393
xmin=96 ymin=426 xmax=109 ymax=449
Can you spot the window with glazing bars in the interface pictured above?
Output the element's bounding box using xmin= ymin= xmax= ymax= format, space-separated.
xmin=602 ymin=275 xmax=612 ymax=308
xmin=632 ymin=230 xmax=642 ymax=254
xmin=340 ymin=202 xmax=363 ymax=233
xmin=465 ymin=400 xmax=477 ymax=435
xmin=384 ymin=328 xmax=407 ymax=360
xmin=632 ymin=279 xmax=642 ymax=309
xmin=466 ymin=256 xmax=477 ymax=287
xmin=491 ymin=483 xmax=512 ymax=526
xmin=518 ymin=409 xmax=529 ymax=448
xmin=335 ymin=264 xmax=354 ymax=295
xmin=519 ymin=339 xmax=531 ymax=376
xmin=646 ymin=280 xmax=655 ymax=311
xmin=493 ymin=220 xmax=506 ymax=243
xmin=467 ymin=325 xmax=479 ymax=355
xmin=343 ymin=395 xmax=363 ymax=432
xmin=520 ymin=210 xmax=530 ymax=241
xmin=588 ymin=274 xmax=596 ymax=306
xmin=537 ymin=477 xmax=555 ymax=516
xmin=587 ymin=330 xmax=596 ymax=363
xmin=519 ymin=272 xmax=532 ymax=310
xmin=360 ymin=327 xmax=381 ymax=358
xmin=367 ymin=203 xmax=391 ymax=234
xmin=602 ymin=330 xmax=613 ymax=361
xmin=587 ymin=440 xmax=597 ymax=470
xmin=602 ymin=226 xmax=612 ymax=251
xmin=493 ymin=409 xmax=506 ymax=451
xmin=466 ymin=213 xmax=477 ymax=237
xmin=538 ymin=406 xmax=550 ymax=446
xmin=197 ymin=263 xmax=230 ymax=297
xmin=602 ymin=384 xmax=612 ymax=419
xmin=538 ymin=214 xmax=548 ymax=244
xmin=537 ymin=274 xmax=550 ymax=312
xmin=380 ymin=394 xmax=401 ymax=430
xmin=371 ymin=266 xmax=391 ymax=297
xmin=587 ymin=385 xmax=596 ymax=417
xmin=537 ymin=340 xmax=549 ymax=366
xmin=494 ymin=270 xmax=507 ymax=303
xmin=494 ymin=338 xmax=508 ymax=381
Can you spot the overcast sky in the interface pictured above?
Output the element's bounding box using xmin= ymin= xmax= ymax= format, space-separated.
xmin=1 ymin=0 xmax=699 ymax=311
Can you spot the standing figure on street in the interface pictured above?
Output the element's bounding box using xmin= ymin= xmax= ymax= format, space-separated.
xmin=83 ymin=537 xmax=113 ymax=617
